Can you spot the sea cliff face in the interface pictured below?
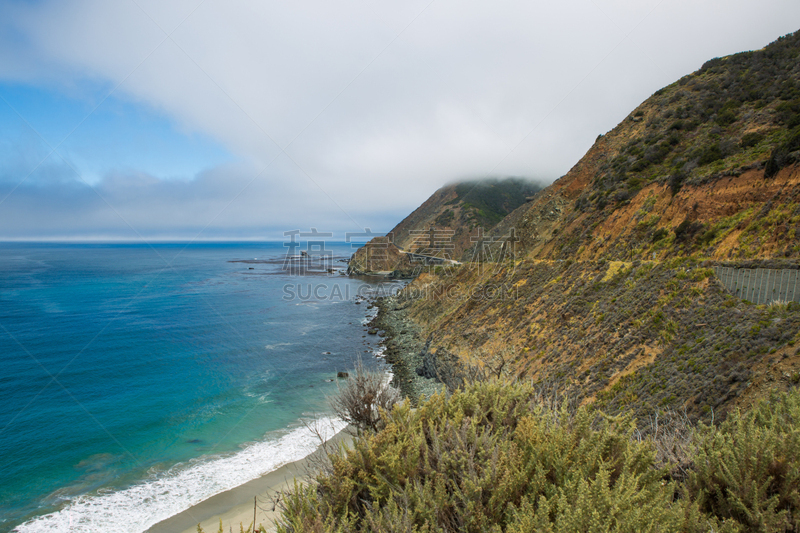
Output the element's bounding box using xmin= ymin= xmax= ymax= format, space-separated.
xmin=366 ymin=30 xmax=800 ymax=423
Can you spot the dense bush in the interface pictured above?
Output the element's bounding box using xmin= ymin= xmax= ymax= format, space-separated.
xmin=776 ymin=99 xmax=800 ymax=128
xmin=277 ymin=382 xmax=800 ymax=533
xmin=697 ymin=143 xmax=725 ymax=166
xmin=716 ymin=108 xmax=739 ymax=127
xmin=435 ymin=209 xmax=455 ymax=227
xmin=687 ymin=391 xmax=800 ymax=532
xmin=279 ymin=380 xmax=689 ymax=532
xmin=740 ymin=132 xmax=765 ymax=149
xmin=674 ymin=219 xmax=704 ymax=243
xmin=765 ymin=126 xmax=800 ymax=178
xmin=668 ymin=172 xmax=686 ymax=196
xmin=652 ymin=227 xmax=669 ymax=242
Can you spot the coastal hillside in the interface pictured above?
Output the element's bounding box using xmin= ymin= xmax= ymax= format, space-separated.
xmin=372 ymin=30 xmax=800 ymax=423
xmin=277 ymin=28 xmax=800 ymax=533
xmin=479 ymin=30 xmax=800 ymax=263
xmin=347 ymin=178 xmax=540 ymax=276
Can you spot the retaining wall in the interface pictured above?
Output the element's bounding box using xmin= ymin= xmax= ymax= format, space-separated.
xmin=713 ymin=266 xmax=800 ymax=304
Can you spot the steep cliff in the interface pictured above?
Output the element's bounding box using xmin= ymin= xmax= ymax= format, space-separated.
xmin=377 ymin=30 xmax=800 ymax=422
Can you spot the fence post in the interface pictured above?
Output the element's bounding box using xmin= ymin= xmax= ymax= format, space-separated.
xmin=772 ymin=269 xmax=778 ymax=302
xmin=755 ymin=269 xmax=761 ymax=304
xmin=747 ymin=270 xmax=753 ymax=302
xmin=735 ymin=268 xmax=741 ymax=297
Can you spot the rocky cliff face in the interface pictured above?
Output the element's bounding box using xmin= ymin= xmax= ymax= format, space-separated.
xmin=376 ymin=30 xmax=800 ymax=422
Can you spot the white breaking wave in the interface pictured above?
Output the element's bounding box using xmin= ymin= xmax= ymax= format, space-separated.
xmin=15 ymin=417 xmax=348 ymax=533
xmin=361 ymin=305 xmax=378 ymax=326
xmin=264 ymin=342 xmax=292 ymax=350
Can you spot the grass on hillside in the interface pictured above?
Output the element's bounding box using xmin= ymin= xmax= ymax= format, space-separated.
xmin=396 ymin=257 xmax=800 ymax=424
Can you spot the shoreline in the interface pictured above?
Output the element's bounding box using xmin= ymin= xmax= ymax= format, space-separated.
xmin=370 ymin=295 xmax=444 ymax=402
xmin=145 ymin=292 xmax=428 ymax=533
xmin=146 ymin=428 xmax=353 ymax=533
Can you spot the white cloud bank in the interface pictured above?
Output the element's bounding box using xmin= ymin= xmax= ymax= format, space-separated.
xmin=1 ymin=0 xmax=799 ymax=239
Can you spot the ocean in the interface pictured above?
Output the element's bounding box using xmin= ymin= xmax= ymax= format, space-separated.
xmin=0 ymin=242 xmax=397 ymax=532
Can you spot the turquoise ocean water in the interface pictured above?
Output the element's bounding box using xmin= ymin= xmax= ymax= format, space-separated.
xmin=0 ymin=242 xmax=396 ymax=532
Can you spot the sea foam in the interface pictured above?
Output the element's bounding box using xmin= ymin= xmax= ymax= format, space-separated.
xmin=15 ymin=417 xmax=348 ymax=533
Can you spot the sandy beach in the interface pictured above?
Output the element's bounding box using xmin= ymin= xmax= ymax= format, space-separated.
xmin=146 ymin=429 xmax=353 ymax=533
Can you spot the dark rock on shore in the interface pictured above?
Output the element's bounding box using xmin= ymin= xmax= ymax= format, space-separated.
xmin=370 ymin=296 xmax=444 ymax=402
xmin=415 ymin=338 xmax=464 ymax=389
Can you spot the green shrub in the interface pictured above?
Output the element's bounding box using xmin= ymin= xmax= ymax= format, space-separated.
xmin=740 ymin=132 xmax=764 ymax=149
xmin=687 ymin=390 xmax=800 ymax=532
xmin=652 ymin=228 xmax=669 ymax=243
xmin=698 ymin=143 xmax=725 ymax=166
xmin=435 ymin=209 xmax=455 ymax=227
xmin=698 ymin=228 xmax=718 ymax=246
xmin=765 ymin=126 xmax=800 ymax=178
xmin=716 ymin=109 xmax=739 ymax=126
xmin=775 ymin=98 xmax=800 ymax=128
xmin=278 ymin=381 xmax=688 ymax=533
xmin=675 ymin=220 xmax=704 ymax=243
xmin=277 ymin=385 xmax=800 ymax=532
xmin=669 ymin=172 xmax=687 ymax=196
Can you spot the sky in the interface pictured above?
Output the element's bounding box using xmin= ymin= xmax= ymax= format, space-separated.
xmin=0 ymin=1 xmax=799 ymax=241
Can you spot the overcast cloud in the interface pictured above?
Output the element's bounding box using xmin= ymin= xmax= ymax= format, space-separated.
xmin=0 ymin=0 xmax=799 ymax=240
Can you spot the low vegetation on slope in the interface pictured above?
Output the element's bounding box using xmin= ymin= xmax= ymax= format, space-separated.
xmin=400 ymin=259 xmax=800 ymax=422
xmin=279 ymin=379 xmax=800 ymax=532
